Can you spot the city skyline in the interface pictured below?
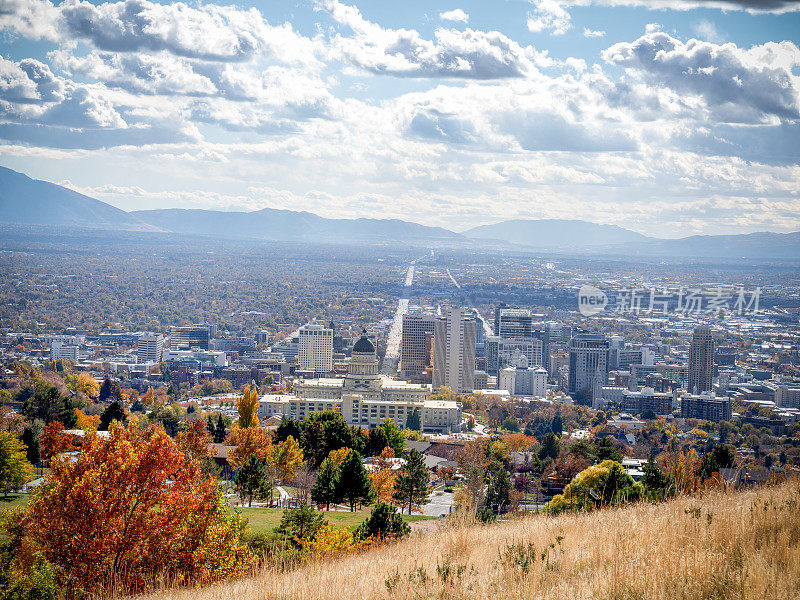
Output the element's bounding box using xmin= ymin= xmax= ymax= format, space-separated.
xmin=0 ymin=0 xmax=798 ymax=237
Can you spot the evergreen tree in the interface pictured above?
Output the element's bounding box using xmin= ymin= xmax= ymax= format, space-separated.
xmin=234 ymin=455 xmax=272 ymax=507
xmin=392 ymin=449 xmax=429 ymax=515
xmin=366 ymin=427 xmax=388 ymax=456
xmin=406 ymin=408 xmax=422 ymax=431
xmin=310 ymin=457 xmax=340 ymax=510
xmin=381 ymin=418 xmax=405 ymax=455
xmin=594 ymin=436 xmax=621 ymax=462
xmin=206 ymin=415 xmax=215 ymax=437
xmin=21 ymin=426 xmax=40 ymax=466
xmin=336 ymin=450 xmax=374 ymax=512
xmin=275 ymin=418 xmax=303 ymax=444
xmin=276 ymin=502 xmax=326 ymax=548
xmin=641 ymin=455 xmax=671 ymax=495
xmin=539 ymin=432 xmax=560 ymax=460
xmin=484 ymin=465 xmax=512 ymax=514
xmin=99 ymin=401 xmax=126 ymax=431
xmin=214 ymin=413 xmax=227 ymax=444
xmin=355 ymin=502 xmax=409 ymax=540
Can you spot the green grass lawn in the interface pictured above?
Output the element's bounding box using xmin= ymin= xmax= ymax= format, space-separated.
xmin=238 ymin=506 xmax=435 ymax=535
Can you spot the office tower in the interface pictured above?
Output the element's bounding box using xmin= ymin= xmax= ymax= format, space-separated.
xmin=400 ymin=314 xmax=436 ymax=380
xmin=681 ymin=393 xmax=731 ymax=422
xmin=568 ymin=333 xmax=609 ymax=396
xmin=688 ymin=325 xmax=714 ymax=394
xmin=485 ymin=337 xmax=543 ymax=376
xmin=298 ymin=324 xmax=333 ymax=375
xmin=433 ymin=307 xmax=476 ymax=393
xmin=171 ymin=325 xmax=212 ymax=350
xmin=136 ymin=333 xmax=164 ymax=363
xmin=496 ymin=308 xmax=533 ymax=339
xmin=255 ymin=330 xmax=271 ymax=345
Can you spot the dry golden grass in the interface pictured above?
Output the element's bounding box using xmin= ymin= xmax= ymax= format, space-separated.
xmin=143 ymin=480 xmax=800 ymax=600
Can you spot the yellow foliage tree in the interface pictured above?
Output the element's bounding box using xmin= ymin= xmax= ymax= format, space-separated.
xmin=327 ymin=447 xmax=350 ymax=467
xmin=660 ymin=449 xmax=703 ymax=494
xmin=237 ymin=385 xmax=259 ymax=429
xmin=300 ymin=524 xmax=355 ymax=559
xmin=0 ymin=430 xmax=32 ymax=490
xmin=75 ymin=409 xmax=100 ymax=433
xmin=227 ymin=427 xmax=271 ymax=469
xmin=270 ymin=435 xmax=304 ymax=483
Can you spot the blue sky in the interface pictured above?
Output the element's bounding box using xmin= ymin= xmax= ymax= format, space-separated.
xmin=0 ymin=0 xmax=798 ymax=236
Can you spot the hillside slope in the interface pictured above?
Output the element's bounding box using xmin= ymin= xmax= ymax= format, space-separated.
xmin=464 ymin=218 xmax=651 ymax=248
xmin=145 ymin=480 xmax=799 ymax=600
xmin=0 ymin=166 xmax=156 ymax=231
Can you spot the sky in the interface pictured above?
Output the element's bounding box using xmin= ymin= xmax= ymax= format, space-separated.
xmin=0 ymin=0 xmax=798 ymax=237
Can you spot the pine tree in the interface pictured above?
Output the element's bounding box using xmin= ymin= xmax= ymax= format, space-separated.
xmin=99 ymin=401 xmax=126 ymax=431
xmin=392 ymin=449 xmax=429 ymax=515
xmin=234 ymin=455 xmax=272 ymax=507
xmin=311 ymin=457 xmax=340 ymax=510
xmin=484 ymin=465 xmax=512 ymax=514
xmin=406 ymin=408 xmax=422 ymax=431
xmin=336 ymin=450 xmax=374 ymax=512
xmin=214 ymin=413 xmax=227 ymax=444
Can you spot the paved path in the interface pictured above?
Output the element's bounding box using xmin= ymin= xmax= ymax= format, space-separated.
xmin=422 ymin=490 xmax=455 ymax=517
xmin=276 ymin=485 xmax=289 ymax=501
xmin=446 ymin=268 xmax=461 ymax=289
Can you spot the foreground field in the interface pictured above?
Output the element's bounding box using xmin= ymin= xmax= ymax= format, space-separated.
xmin=144 ymin=480 xmax=800 ymax=600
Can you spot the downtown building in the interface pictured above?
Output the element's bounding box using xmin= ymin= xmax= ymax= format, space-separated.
xmin=622 ymin=387 xmax=676 ymax=416
xmin=681 ymin=392 xmax=732 ymax=422
xmin=486 ymin=337 xmax=544 ymax=376
xmin=298 ymin=323 xmax=333 ymax=376
xmin=399 ymin=313 xmax=436 ymax=381
xmin=136 ymin=333 xmax=163 ymax=364
xmin=433 ymin=307 xmax=476 ymax=393
xmin=568 ymin=333 xmax=609 ymax=398
xmin=688 ymin=325 xmax=715 ymax=394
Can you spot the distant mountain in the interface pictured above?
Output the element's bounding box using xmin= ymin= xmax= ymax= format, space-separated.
xmin=463 ymin=219 xmax=651 ymax=248
xmin=0 ymin=166 xmax=156 ymax=231
xmin=621 ymin=231 xmax=800 ymax=261
xmin=131 ymin=208 xmax=461 ymax=244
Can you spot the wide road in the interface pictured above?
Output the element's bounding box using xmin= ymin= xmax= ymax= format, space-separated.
xmin=380 ymin=261 xmax=415 ymax=375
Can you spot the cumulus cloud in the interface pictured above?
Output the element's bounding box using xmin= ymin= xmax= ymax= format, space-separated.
xmin=583 ymin=27 xmax=606 ymax=38
xmin=527 ymin=0 xmax=571 ymax=36
xmin=319 ymin=0 xmax=543 ymax=78
xmin=603 ymin=32 xmax=800 ymax=122
xmin=439 ymin=9 xmax=469 ymax=23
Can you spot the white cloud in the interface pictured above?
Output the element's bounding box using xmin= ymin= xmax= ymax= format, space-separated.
xmin=692 ymin=20 xmax=726 ymax=43
xmin=319 ymin=0 xmax=544 ymax=78
xmin=562 ymin=1 xmax=800 ymax=14
xmin=583 ymin=27 xmax=606 ymax=38
xmin=603 ymin=32 xmax=800 ymax=122
xmin=439 ymin=9 xmax=469 ymax=23
xmin=527 ymin=0 xmax=571 ymax=36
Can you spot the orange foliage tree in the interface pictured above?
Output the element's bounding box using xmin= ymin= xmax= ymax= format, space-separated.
xmin=39 ymin=421 xmax=75 ymax=458
xmin=227 ymin=426 xmax=272 ymax=469
xmin=176 ymin=419 xmax=214 ymax=461
xmin=368 ymin=446 xmax=398 ymax=504
xmin=75 ymin=409 xmax=100 ymax=433
xmin=20 ymin=421 xmax=253 ymax=596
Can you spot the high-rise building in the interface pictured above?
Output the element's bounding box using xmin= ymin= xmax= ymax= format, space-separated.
xmin=136 ymin=333 xmax=163 ymax=363
xmin=171 ymin=325 xmax=213 ymax=350
xmin=688 ymin=325 xmax=714 ymax=394
xmin=51 ymin=340 xmax=79 ymax=361
xmin=568 ymin=333 xmax=609 ymax=397
xmin=496 ymin=308 xmax=533 ymax=339
xmin=400 ymin=314 xmax=436 ymax=380
xmin=485 ymin=337 xmax=543 ymax=376
xmin=681 ymin=392 xmax=731 ymax=422
xmin=298 ymin=324 xmax=333 ymax=375
xmin=433 ymin=307 xmax=476 ymax=393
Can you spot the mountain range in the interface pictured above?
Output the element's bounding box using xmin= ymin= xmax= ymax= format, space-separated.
xmin=1 ymin=166 xmax=798 ymax=260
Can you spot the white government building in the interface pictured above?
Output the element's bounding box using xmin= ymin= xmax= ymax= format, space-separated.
xmin=259 ymin=335 xmax=462 ymax=432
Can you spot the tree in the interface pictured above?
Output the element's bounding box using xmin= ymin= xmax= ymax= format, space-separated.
xmin=336 ymin=450 xmax=374 ymax=512
xmin=270 ymin=435 xmax=304 ymax=483
xmin=392 ymin=449 xmax=429 ymax=515
xmin=484 ymin=466 xmax=512 ymax=514
xmin=39 ymin=422 xmax=75 ymax=459
xmin=539 ymin=432 xmax=560 ymax=460
xmin=176 ymin=419 xmax=213 ymax=461
xmin=355 ymin=503 xmax=409 ymax=541
xmin=641 ymin=409 xmax=656 ymax=420
xmin=98 ymin=377 xmax=120 ymax=403
xmin=236 ymin=385 xmax=259 ymax=429
xmin=20 ymin=384 xmax=76 ymax=426
xmin=368 ymin=447 xmax=398 ymax=504
xmin=406 ymin=408 xmax=422 ymax=431
xmin=380 ymin=418 xmax=405 ymax=455
xmin=214 ymin=413 xmax=228 ymax=444
xmin=366 ymin=427 xmax=388 ymax=456
xmin=276 ymin=503 xmax=327 ymax=548
xmin=275 ymin=418 xmax=303 ymax=444
xmin=19 ymin=422 xmax=253 ymax=594
xmin=311 ymin=457 xmax=340 ymax=510
xmin=99 ymin=401 xmax=126 ymax=431
xmin=21 ymin=426 xmax=40 ymax=466
xmin=234 ymin=455 xmax=273 ymax=507
xmin=227 ymin=427 xmax=271 ymax=469
xmin=502 ymin=417 xmax=520 ymax=432
xmin=697 ymin=443 xmax=736 ymax=480
xmin=641 ymin=455 xmax=671 ymax=495
xmin=0 ymin=431 xmax=32 ymax=493
xmin=301 ymin=412 xmax=352 ymax=467
xmin=594 ymin=436 xmax=622 ymax=463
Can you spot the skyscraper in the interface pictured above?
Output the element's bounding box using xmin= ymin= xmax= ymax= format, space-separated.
xmin=496 ymin=308 xmax=533 ymax=339
xmin=433 ymin=307 xmax=476 ymax=393
xmin=299 ymin=323 xmax=333 ymax=375
xmin=400 ymin=314 xmax=436 ymax=380
xmin=688 ymin=325 xmax=714 ymax=394
xmin=568 ymin=333 xmax=609 ymax=397
xmin=170 ymin=325 xmax=212 ymax=350
xmin=136 ymin=333 xmax=163 ymax=363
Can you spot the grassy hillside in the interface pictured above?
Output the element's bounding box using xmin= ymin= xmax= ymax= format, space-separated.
xmin=143 ymin=480 xmax=799 ymax=600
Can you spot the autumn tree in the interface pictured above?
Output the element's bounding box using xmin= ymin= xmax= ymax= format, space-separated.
xmin=39 ymin=422 xmax=75 ymax=459
xmin=368 ymin=446 xmax=398 ymax=504
xmin=336 ymin=450 xmax=374 ymax=512
xmin=176 ymin=419 xmax=213 ymax=461
xmin=0 ymin=431 xmax=32 ymax=493
xmin=20 ymin=422 xmax=253 ymax=596
xmin=75 ymin=409 xmax=100 ymax=433
xmin=270 ymin=435 xmax=303 ymax=483
xmin=393 ymin=449 xmax=430 ymax=515
xmin=227 ymin=427 xmax=271 ymax=469
xmin=236 ymin=385 xmax=259 ymax=429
